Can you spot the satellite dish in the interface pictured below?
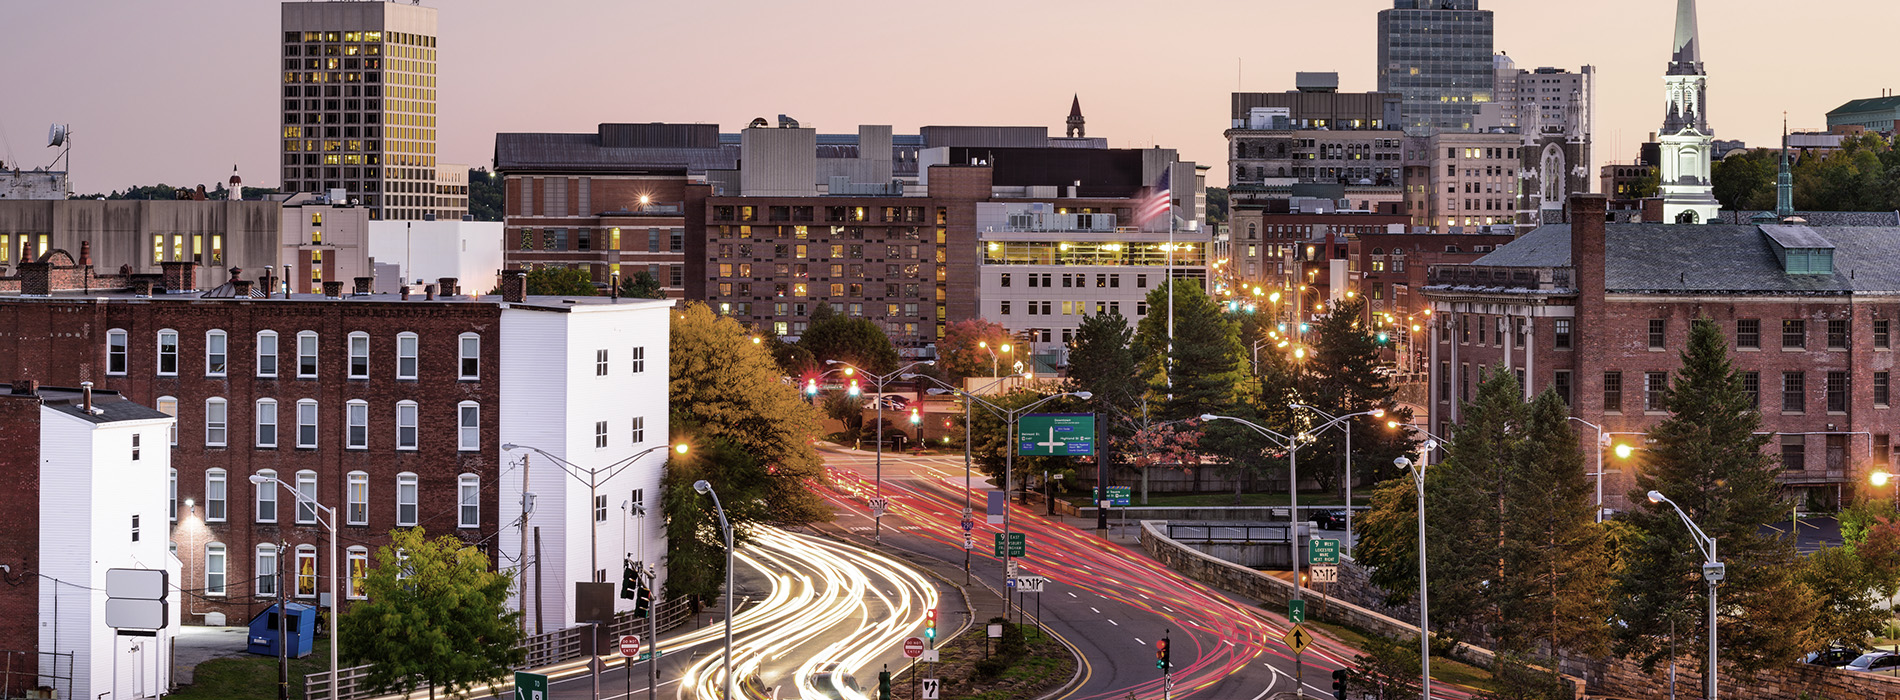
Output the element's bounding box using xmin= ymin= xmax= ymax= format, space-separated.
xmin=47 ymin=124 xmax=68 ymax=148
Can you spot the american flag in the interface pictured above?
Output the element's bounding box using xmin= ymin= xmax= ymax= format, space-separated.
xmin=1136 ymin=167 xmax=1173 ymax=225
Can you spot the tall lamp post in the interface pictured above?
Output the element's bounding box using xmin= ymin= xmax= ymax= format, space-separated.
xmin=693 ymin=480 xmax=735 ymax=700
xmin=248 ymin=474 xmax=339 ymax=700
xmin=1565 ymin=416 xmax=1618 ymax=522
xmin=501 ymin=442 xmax=688 ymax=591
xmin=907 ymin=372 xmax=1023 ymax=581
xmin=1199 ymin=415 xmax=1310 ymax=597
xmin=977 ymin=341 xmax=1013 ymax=378
xmin=1290 ymin=404 xmax=1386 ymax=556
xmin=827 ymin=359 xmax=936 ymax=543
xmin=1648 ymin=490 xmax=1722 ymax=700
xmin=1388 ymin=422 xmax=1452 ymax=700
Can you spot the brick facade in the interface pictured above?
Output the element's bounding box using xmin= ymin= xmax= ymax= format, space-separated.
xmin=0 ymin=390 xmax=42 ymax=694
xmin=502 ymin=172 xmax=703 ymax=295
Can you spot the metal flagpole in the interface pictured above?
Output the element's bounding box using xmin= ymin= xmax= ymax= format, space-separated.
xmin=1165 ymin=165 xmax=1175 ymax=393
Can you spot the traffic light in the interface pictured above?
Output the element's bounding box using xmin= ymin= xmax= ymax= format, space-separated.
xmin=924 ymin=608 xmax=937 ymax=639
xmin=620 ymin=564 xmax=639 ymax=600
xmin=909 ymin=408 xmax=921 ymax=426
xmin=1332 ymin=668 xmax=1348 ymax=700
xmin=1376 ymin=331 xmax=1390 ymax=344
xmin=805 ymin=378 xmax=818 ymax=397
xmin=1155 ymin=637 xmax=1170 ymax=672
xmin=847 ymin=380 xmax=861 ymax=397
xmin=878 ymin=669 xmax=892 ymax=700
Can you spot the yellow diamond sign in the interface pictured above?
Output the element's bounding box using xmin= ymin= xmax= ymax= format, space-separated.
xmin=1282 ymin=623 xmax=1314 ymax=655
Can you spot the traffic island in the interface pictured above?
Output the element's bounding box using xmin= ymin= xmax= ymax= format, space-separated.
xmin=886 ymin=619 xmax=1074 ymax=700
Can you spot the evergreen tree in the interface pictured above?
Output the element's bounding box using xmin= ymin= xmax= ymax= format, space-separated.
xmin=1498 ymin=389 xmax=1611 ymax=659
xmin=619 ymin=270 xmax=665 ymax=299
xmin=1132 ymin=279 xmax=1246 ymax=422
xmin=1299 ymin=297 xmax=1411 ymax=488
xmin=1612 ymin=317 xmax=1820 ymax=675
xmin=1066 ymin=311 xmax=1144 ymax=499
xmin=1424 ymin=366 xmax=1525 ymax=647
xmin=524 ymin=268 xmax=597 ymax=296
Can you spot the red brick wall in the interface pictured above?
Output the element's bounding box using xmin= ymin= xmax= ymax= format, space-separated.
xmin=0 ymin=393 xmax=40 ymax=693
xmin=502 ymin=174 xmax=691 ymax=294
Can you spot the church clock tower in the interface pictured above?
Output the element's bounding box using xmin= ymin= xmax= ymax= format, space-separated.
xmin=1659 ymin=0 xmax=1720 ymax=223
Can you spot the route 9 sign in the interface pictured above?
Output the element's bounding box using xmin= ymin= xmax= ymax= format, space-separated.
xmin=1018 ymin=414 xmax=1096 ymax=456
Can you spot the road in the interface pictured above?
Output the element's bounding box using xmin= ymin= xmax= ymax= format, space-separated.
xmin=818 ymin=446 xmax=1373 ymax=700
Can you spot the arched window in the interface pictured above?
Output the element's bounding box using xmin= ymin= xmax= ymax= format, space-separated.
xmin=295 ymin=545 xmax=317 ymax=598
xmin=205 ymin=398 xmax=228 ymax=447
xmin=396 ymin=473 xmax=419 ymax=527
xmin=458 ymin=474 xmax=479 ymax=529
xmin=255 ymin=544 xmax=280 ymax=598
xmin=296 ymin=331 xmax=319 ymax=378
xmin=157 ymin=396 xmax=178 ymax=446
xmin=296 ymin=399 xmax=318 ymax=448
xmin=254 ymin=469 xmax=278 ymax=523
xmin=347 ymin=546 xmax=369 ymax=599
xmin=256 ymin=399 xmax=278 ymax=448
xmin=347 ymin=471 xmax=369 ymax=526
xmin=346 ymin=400 xmax=369 ymax=449
xmin=157 ymin=329 xmax=180 ymax=376
xmin=205 ymin=330 xmax=228 ymax=377
xmin=457 ymin=401 xmax=479 ymax=452
xmin=396 ymin=332 xmax=419 ymax=379
xmin=295 ymin=470 xmax=318 ymax=524
xmin=458 ymin=333 xmax=481 ymax=380
xmin=107 ymin=329 xmax=129 ymax=375
xmin=348 ymin=332 xmax=370 ymax=379
xmin=204 ymin=543 xmax=228 ymax=596
xmin=396 ymin=401 xmax=419 ymax=450
xmin=256 ymin=331 xmax=279 ymax=377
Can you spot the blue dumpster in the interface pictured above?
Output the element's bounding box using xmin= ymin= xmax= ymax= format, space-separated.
xmin=246 ymin=602 xmax=316 ymax=658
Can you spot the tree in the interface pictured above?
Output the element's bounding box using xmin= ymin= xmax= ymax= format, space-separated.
xmin=1497 ymin=389 xmax=1611 ymax=660
xmin=339 ymin=528 xmax=523 ymax=699
xmin=1857 ymin=517 xmax=1900 ymax=601
xmin=1796 ymin=547 xmax=1884 ymax=648
xmin=467 ymin=168 xmax=504 ymax=222
xmin=661 ymin=437 xmax=778 ymax=602
xmin=1132 ymin=279 xmax=1245 ymax=422
xmin=524 ymin=268 xmax=597 ymax=296
xmin=620 ymin=270 xmax=665 ymax=299
xmin=938 ymin=318 xmax=1014 ymax=382
xmin=1299 ymin=297 xmax=1411 ymax=488
xmin=1345 ymin=633 xmax=1422 ymax=700
xmin=1067 ymin=311 xmax=1147 ymax=498
xmin=969 ymin=389 xmax=1087 ymax=490
xmin=1421 ymin=366 xmax=1526 ymax=647
xmin=1711 ymin=148 xmax=1778 ymax=211
xmin=1354 ymin=471 xmax=1422 ymax=606
xmin=669 ymin=302 xmax=830 ymax=527
xmin=797 ymin=305 xmax=899 ymax=376
xmin=1612 ymin=317 xmax=1820 ymax=676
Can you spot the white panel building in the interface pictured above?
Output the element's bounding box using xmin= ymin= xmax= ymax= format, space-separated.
xmin=498 ymin=296 xmax=674 ymax=632
xmin=367 ymin=220 xmax=506 ymax=294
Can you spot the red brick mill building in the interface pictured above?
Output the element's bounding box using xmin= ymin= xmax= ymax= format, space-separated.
xmin=1423 ymin=194 xmax=1900 ymax=512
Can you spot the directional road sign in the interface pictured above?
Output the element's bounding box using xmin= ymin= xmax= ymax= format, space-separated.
xmin=962 ymin=536 xmax=975 ymax=550
xmin=993 ymin=532 xmax=1026 ymax=557
xmin=1308 ymin=538 xmax=1341 ymax=565
xmin=921 ymin=678 xmax=941 ymax=700
xmin=869 ymin=498 xmax=889 ymax=517
xmin=514 ymin=671 xmax=548 ymax=700
xmin=1093 ymin=486 xmax=1132 ymax=507
xmin=1282 ymin=624 xmax=1314 ymax=655
xmin=1310 ymin=565 xmax=1339 ymax=584
xmin=1016 ymin=576 xmax=1048 ymax=593
xmin=1288 ymin=599 xmax=1305 ymax=624
xmin=960 ymin=518 xmax=974 ymax=532
xmin=1018 ymin=413 xmax=1097 ymax=456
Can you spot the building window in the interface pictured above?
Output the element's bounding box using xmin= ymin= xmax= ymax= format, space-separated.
xmin=396 ymin=473 xmax=418 ymax=527
xmin=297 ymin=331 xmax=319 ymax=377
xmin=347 ymin=471 xmax=369 ymax=526
xmin=205 ymin=543 xmax=228 ymax=596
xmin=347 ymin=547 xmax=369 ymax=599
xmin=247 ymin=398 xmax=275 ymax=448
xmin=595 ymin=494 xmax=608 ymax=523
xmin=1553 ymin=370 xmax=1572 ymax=406
xmin=1878 ymin=434 xmax=1891 ymax=467
xmin=631 ymin=346 xmax=646 ymax=373
xmin=1879 ymin=372 xmax=1891 ymax=407
xmin=1781 ymin=434 xmax=1806 ymax=471
xmin=1828 ymin=371 xmax=1849 ymax=412
xmin=1783 ymin=372 xmax=1806 ymax=413
xmin=596 ymin=349 xmax=609 ymax=376
xmin=1828 ymin=319 xmax=1849 ymax=350
xmin=631 ymin=416 xmax=645 ymax=444
xmin=205 ymin=468 xmax=227 ymax=522
xmin=296 ymin=470 xmax=318 ymax=524
xmin=295 ymin=546 xmax=317 ymax=597
xmin=169 ymin=468 xmax=178 ymax=522
xmin=349 ymin=332 xmax=370 ymax=378
xmin=1736 ymin=319 xmax=1760 ymax=349
xmin=458 ymin=402 xmax=479 ymax=452
xmin=256 ymin=545 xmax=279 ymax=598
xmin=296 ymin=399 xmax=318 ymax=448
xmin=1742 ymin=371 xmax=1761 ymax=408
xmin=1877 ymin=319 xmax=1891 ymax=350
xmin=396 ymin=332 xmax=418 ymax=379
xmin=158 ymin=330 xmax=179 ymax=376
xmin=108 ymin=329 xmax=128 ymax=374
xmin=158 ymin=397 xmax=178 ymax=446
xmin=1437 ymin=361 xmax=1451 ymax=403
xmin=1782 ymin=320 xmax=1806 ymax=349
xmin=255 ymin=469 xmax=278 ymax=523
xmin=205 ymin=330 xmax=228 ymax=376
xmin=205 ymin=398 xmax=228 ymax=447
xmin=1645 ymin=372 xmax=1668 ymax=411
xmin=347 ymin=400 xmax=368 ymax=448
xmin=396 ymin=401 xmax=418 ymax=450
xmin=1603 ymin=372 xmax=1623 ymax=413
xmin=458 ymin=333 xmax=480 ymax=379
xmin=458 ymin=474 xmax=479 ymax=529
xmin=1648 ymin=320 xmax=1666 ymax=350
xmin=594 ymin=421 xmax=608 ymax=448
xmin=257 ymin=331 xmax=279 ymax=377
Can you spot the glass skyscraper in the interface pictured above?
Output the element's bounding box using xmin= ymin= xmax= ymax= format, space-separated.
xmin=1377 ymin=0 xmax=1495 ymax=133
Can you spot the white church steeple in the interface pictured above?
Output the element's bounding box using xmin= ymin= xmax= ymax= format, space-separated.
xmin=1659 ymin=0 xmax=1719 ymax=224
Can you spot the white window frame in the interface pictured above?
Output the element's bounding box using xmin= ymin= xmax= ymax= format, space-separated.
xmin=595 ymin=421 xmax=608 ymax=449
xmin=294 ymin=545 xmax=317 ymax=598
xmin=347 ymin=546 xmax=369 ymax=599
xmin=169 ymin=468 xmax=178 ymax=522
xmin=348 ymin=331 xmax=370 ymax=379
xmin=205 ymin=468 xmax=227 ymax=522
xmin=157 ymin=396 xmax=178 ymax=446
xmin=296 ymin=399 xmax=318 ymax=448
xmin=346 ymin=400 xmax=369 ymax=449
xmin=256 ymin=399 xmax=278 ymax=448
xmin=205 ymin=330 xmax=228 ymax=377
xmin=257 ymin=331 xmax=279 ymax=378
xmin=255 ymin=544 xmax=279 ymax=598
xmin=630 ymin=346 xmax=646 ymax=373
xmin=458 ymin=333 xmax=480 ymax=380
xmin=396 ymin=332 xmax=419 ymax=380
xmin=297 ymin=331 xmax=319 ymax=378
xmin=205 ymin=543 xmax=227 ymax=597
xmin=396 ymin=472 xmax=419 ymax=527
xmin=457 ymin=401 xmax=479 ymax=452
xmin=107 ymin=329 xmax=128 ymax=375
xmin=255 ymin=469 xmax=278 ymax=523
xmin=205 ymin=398 xmax=228 ymax=447
xmin=458 ymin=474 xmax=479 ymax=529
xmin=157 ymin=329 xmax=179 ymax=376
xmin=596 ymin=349 xmax=609 ymax=376
xmin=631 ymin=415 xmax=645 ymax=445
xmin=347 ymin=471 xmax=369 ymax=526
xmin=295 ymin=470 xmax=318 ymax=525
xmin=396 ymin=401 xmax=419 ymax=450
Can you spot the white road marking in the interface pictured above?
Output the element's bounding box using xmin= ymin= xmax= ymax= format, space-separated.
xmin=1090 ymin=607 xmax=1100 ymax=614
xmin=1109 ymin=620 xmax=1119 ymax=626
xmin=1135 ymin=638 xmax=1145 ymax=645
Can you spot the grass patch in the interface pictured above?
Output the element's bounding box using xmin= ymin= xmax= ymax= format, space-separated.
xmin=169 ymin=638 xmax=331 ymax=700
xmin=1303 ymin=619 xmax=1502 ymax=695
xmin=895 ymin=621 xmax=1074 ymax=700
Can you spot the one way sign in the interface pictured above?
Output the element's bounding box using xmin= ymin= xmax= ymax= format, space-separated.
xmin=920 ymin=678 xmax=940 ymax=699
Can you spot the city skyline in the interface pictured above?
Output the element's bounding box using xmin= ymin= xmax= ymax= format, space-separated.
xmin=0 ymin=0 xmax=1894 ymax=195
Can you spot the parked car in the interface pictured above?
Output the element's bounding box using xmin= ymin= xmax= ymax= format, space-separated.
xmin=1315 ymin=509 xmax=1349 ymax=530
xmin=1840 ymin=651 xmax=1900 ymax=673
xmin=862 ymin=395 xmax=909 ymax=411
xmin=1803 ymin=646 xmax=1862 ymax=667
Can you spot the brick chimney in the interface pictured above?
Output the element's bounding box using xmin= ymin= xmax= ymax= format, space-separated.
xmin=424 ymin=283 xmax=437 ymax=301
xmin=161 ymin=261 xmax=199 ymax=293
xmin=400 ymin=285 xmax=410 ymax=301
xmin=1570 ymin=193 xmax=1607 ymax=300
xmin=437 ymin=277 xmax=459 ymax=298
xmin=10 ymin=379 xmax=38 ymax=396
xmin=78 ymin=240 xmax=91 ymax=268
xmin=322 ymin=281 xmax=344 ymax=299
xmin=353 ymin=277 xmax=373 ymax=296
xmin=131 ymin=278 xmax=155 ymax=297
xmin=1570 ymin=192 xmax=1609 ymax=425
xmin=17 ymin=260 xmax=51 ymax=296
xmin=500 ymin=269 xmax=527 ymax=303
xmin=232 ymin=279 xmax=254 ymax=297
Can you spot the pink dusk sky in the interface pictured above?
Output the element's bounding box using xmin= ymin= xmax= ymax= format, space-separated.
xmin=1 ymin=0 xmax=1894 ymax=195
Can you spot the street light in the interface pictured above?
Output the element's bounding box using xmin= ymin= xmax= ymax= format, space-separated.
xmin=909 ymin=372 xmax=1022 ymax=582
xmin=1393 ymin=441 xmax=1438 ymax=700
xmin=1199 ymin=415 xmax=1310 ymax=600
xmin=693 ymin=479 xmax=735 ymax=700
xmin=1875 ymin=470 xmax=1899 ymax=502
xmin=1647 ymin=489 xmax=1722 ymax=700
xmin=500 ymin=442 xmax=688 ymax=588
xmin=1566 ymin=416 xmax=1616 ymax=522
xmin=825 ymin=359 xmax=936 ymax=543
xmin=249 ymin=474 xmax=339 ymax=700
xmin=977 ymin=341 xmax=1013 ymax=378
xmin=1291 ymin=404 xmax=1386 ymax=557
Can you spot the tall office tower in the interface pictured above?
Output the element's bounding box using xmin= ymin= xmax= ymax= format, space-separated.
xmin=1377 ymin=0 xmax=1495 ymax=133
xmin=1657 ymin=0 xmax=1719 ymax=224
xmin=281 ymin=1 xmax=455 ymax=222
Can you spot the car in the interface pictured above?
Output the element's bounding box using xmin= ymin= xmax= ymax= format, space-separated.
xmin=809 ymin=663 xmax=863 ymax=700
xmin=862 ymin=395 xmax=909 ymax=411
xmin=1803 ymin=646 xmax=1863 ymax=667
xmin=1840 ymin=651 xmax=1900 ymax=673
xmin=1314 ymin=509 xmax=1349 ymax=530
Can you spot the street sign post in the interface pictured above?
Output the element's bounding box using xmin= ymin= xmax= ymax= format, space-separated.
xmin=514 ymin=671 xmax=548 ymax=700
xmin=962 ymin=536 xmax=975 ymax=550
xmin=1282 ymin=624 xmax=1314 ymax=655
xmin=1311 ymin=565 xmax=1339 ymax=584
xmin=921 ymin=678 xmax=941 ymax=699
xmin=1308 ymin=538 xmax=1341 ymax=565
xmin=960 ymin=518 xmax=974 ymax=532
xmin=992 ymin=532 xmax=1026 ymax=557
xmin=1018 ymin=413 xmax=1097 ymax=456
xmin=903 ymin=637 xmax=926 ymax=659
xmin=869 ymin=498 xmax=889 ymax=517
xmin=1093 ymin=486 xmax=1132 ymax=507
xmin=1017 ymin=576 xmax=1047 ymax=593
xmin=1288 ymin=599 xmax=1305 ymax=624
xmin=619 ymin=635 xmax=640 ymax=657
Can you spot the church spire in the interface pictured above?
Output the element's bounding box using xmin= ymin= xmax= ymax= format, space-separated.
xmin=1671 ymin=0 xmax=1702 ymax=71
xmin=1066 ymin=95 xmax=1085 ymax=139
xmin=1777 ymin=115 xmax=1795 ymax=218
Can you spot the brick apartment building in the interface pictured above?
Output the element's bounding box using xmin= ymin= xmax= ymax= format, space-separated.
xmin=1422 ymin=194 xmax=1900 ymax=512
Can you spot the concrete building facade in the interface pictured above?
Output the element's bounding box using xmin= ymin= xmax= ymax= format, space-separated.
xmin=1377 ymin=0 xmax=1496 ymax=132
xmin=280 ymin=194 xmax=374 ymax=294
xmin=366 ymin=219 xmax=505 ymax=295
xmin=0 ymin=200 xmax=282 ymax=285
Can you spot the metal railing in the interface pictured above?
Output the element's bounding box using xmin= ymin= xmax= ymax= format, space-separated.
xmin=1165 ymin=522 xmax=1294 ymax=543
xmin=0 ymin=650 xmax=72 ymax=700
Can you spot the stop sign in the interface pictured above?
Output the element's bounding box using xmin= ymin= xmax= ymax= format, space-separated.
xmin=620 ymin=635 xmax=641 ymax=657
xmin=903 ymin=636 xmax=925 ymax=658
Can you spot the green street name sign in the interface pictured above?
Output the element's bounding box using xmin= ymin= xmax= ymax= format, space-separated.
xmin=1094 ymin=486 xmax=1132 ymax=507
xmin=1308 ymin=538 xmax=1340 ymax=565
xmin=1018 ymin=413 xmax=1096 ymax=456
xmin=993 ymin=532 xmax=1026 ymax=557
xmin=1288 ymin=598 xmax=1305 ymax=624
xmin=514 ymin=671 xmax=548 ymax=700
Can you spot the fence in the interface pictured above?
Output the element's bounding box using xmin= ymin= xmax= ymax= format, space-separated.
xmin=0 ymin=650 xmax=71 ymax=700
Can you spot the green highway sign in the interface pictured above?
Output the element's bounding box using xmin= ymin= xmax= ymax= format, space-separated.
xmin=1288 ymin=598 xmax=1305 ymax=624
xmin=1094 ymin=486 xmax=1132 ymax=507
xmin=993 ymin=532 xmax=1026 ymax=557
xmin=514 ymin=671 xmax=548 ymax=700
xmin=1308 ymin=538 xmax=1340 ymax=565
xmin=1018 ymin=413 xmax=1096 ymax=456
